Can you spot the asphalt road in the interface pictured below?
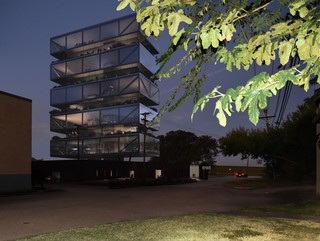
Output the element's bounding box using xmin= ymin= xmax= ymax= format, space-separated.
xmin=0 ymin=177 xmax=316 ymax=241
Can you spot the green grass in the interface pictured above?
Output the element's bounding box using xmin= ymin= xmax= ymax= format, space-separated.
xmin=245 ymin=199 xmax=320 ymax=217
xmin=15 ymin=213 xmax=320 ymax=241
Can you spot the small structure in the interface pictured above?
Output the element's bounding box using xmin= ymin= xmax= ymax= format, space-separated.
xmin=0 ymin=91 xmax=32 ymax=192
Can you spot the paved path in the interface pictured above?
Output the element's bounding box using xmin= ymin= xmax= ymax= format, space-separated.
xmin=0 ymin=177 xmax=316 ymax=241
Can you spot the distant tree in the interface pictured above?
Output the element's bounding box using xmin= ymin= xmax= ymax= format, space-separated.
xmin=219 ymin=92 xmax=318 ymax=179
xmin=151 ymin=130 xmax=218 ymax=165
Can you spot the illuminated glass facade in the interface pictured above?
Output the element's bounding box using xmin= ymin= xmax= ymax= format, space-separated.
xmin=50 ymin=15 xmax=159 ymax=159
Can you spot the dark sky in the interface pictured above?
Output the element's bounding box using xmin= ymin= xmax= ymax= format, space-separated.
xmin=0 ymin=0 xmax=316 ymax=165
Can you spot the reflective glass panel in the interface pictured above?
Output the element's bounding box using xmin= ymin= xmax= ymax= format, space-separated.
xmin=119 ymin=136 xmax=139 ymax=153
xmin=100 ymin=137 xmax=118 ymax=154
xmin=101 ymin=50 xmax=118 ymax=68
xmin=67 ymin=32 xmax=82 ymax=48
xmin=102 ymin=126 xmax=116 ymax=135
xmin=67 ymin=86 xmax=82 ymax=102
xmin=83 ymin=83 xmax=99 ymax=100
xmin=51 ymin=140 xmax=66 ymax=156
xmin=83 ymin=55 xmax=99 ymax=72
xmin=51 ymin=88 xmax=66 ymax=105
xmin=66 ymin=113 xmax=82 ymax=128
xmin=83 ymin=139 xmax=99 ymax=155
xmin=81 ymin=127 xmax=101 ymax=137
xmin=67 ymin=59 xmax=82 ymax=75
xmin=120 ymin=45 xmax=139 ymax=64
xmin=119 ymin=15 xmax=139 ymax=35
xmin=101 ymin=79 xmax=118 ymax=96
xmin=119 ymin=106 xmax=138 ymax=123
xmin=119 ymin=76 xmax=139 ymax=94
xmin=83 ymin=111 xmax=99 ymax=126
xmin=140 ymin=45 xmax=157 ymax=73
xmin=51 ymin=36 xmax=66 ymax=53
xmin=50 ymin=115 xmax=66 ymax=130
xmin=101 ymin=22 xmax=118 ymax=40
xmin=51 ymin=62 xmax=66 ymax=79
xmin=101 ymin=108 xmax=118 ymax=124
xmin=83 ymin=27 xmax=99 ymax=44
xmin=66 ymin=140 xmax=81 ymax=155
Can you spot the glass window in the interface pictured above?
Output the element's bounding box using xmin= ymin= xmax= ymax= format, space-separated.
xmin=67 ymin=86 xmax=82 ymax=102
xmin=66 ymin=140 xmax=81 ymax=155
xmin=51 ymin=140 xmax=66 ymax=156
xmin=102 ymin=126 xmax=116 ymax=135
xmin=101 ymin=79 xmax=118 ymax=96
xmin=83 ymin=83 xmax=99 ymax=100
xmin=140 ymin=45 xmax=157 ymax=73
xmin=140 ymin=76 xmax=150 ymax=97
xmin=83 ymin=27 xmax=99 ymax=44
xmin=120 ymin=45 xmax=139 ymax=64
xmin=119 ymin=136 xmax=139 ymax=153
xmin=51 ymin=36 xmax=66 ymax=53
xmin=83 ymin=55 xmax=99 ymax=72
xmin=83 ymin=111 xmax=99 ymax=126
xmin=51 ymin=88 xmax=66 ymax=105
xmin=67 ymin=59 xmax=82 ymax=75
xmin=101 ymin=50 xmax=118 ymax=68
xmin=101 ymin=22 xmax=118 ymax=40
xmin=67 ymin=32 xmax=82 ymax=48
xmin=101 ymin=108 xmax=118 ymax=124
xmin=101 ymin=137 xmax=118 ymax=154
xmin=81 ymin=127 xmax=101 ymax=137
xmin=120 ymin=106 xmax=138 ymax=123
xmin=119 ymin=76 xmax=139 ymax=94
xmin=51 ymin=62 xmax=66 ymax=79
xmin=83 ymin=139 xmax=99 ymax=155
xmin=66 ymin=113 xmax=82 ymax=128
xmin=119 ymin=15 xmax=139 ymax=35
xmin=50 ymin=115 xmax=66 ymax=130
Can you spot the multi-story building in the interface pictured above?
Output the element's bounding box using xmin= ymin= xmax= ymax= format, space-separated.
xmin=49 ymin=14 xmax=159 ymax=160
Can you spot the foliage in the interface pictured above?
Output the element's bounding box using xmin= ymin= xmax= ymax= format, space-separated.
xmin=150 ymin=130 xmax=218 ymax=165
xmin=219 ymin=92 xmax=318 ymax=179
xmin=117 ymin=0 xmax=320 ymax=126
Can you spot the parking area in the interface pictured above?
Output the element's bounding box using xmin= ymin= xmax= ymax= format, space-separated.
xmin=0 ymin=177 xmax=316 ymax=241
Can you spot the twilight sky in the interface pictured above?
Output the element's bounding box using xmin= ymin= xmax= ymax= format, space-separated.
xmin=0 ymin=0 xmax=316 ymax=165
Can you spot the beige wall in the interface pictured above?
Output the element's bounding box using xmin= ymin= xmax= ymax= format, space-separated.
xmin=0 ymin=91 xmax=32 ymax=175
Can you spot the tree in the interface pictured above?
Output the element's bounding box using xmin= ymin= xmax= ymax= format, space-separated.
xmin=117 ymin=0 xmax=320 ymax=126
xmin=151 ymin=130 xmax=218 ymax=165
xmin=219 ymin=92 xmax=318 ymax=179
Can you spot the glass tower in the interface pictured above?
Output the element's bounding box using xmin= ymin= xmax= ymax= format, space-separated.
xmin=49 ymin=15 xmax=159 ymax=160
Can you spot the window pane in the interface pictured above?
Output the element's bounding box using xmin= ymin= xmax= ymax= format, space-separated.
xmin=83 ymin=83 xmax=99 ymax=99
xmin=119 ymin=136 xmax=139 ymax=153
xmin=67 ymin=32 xmax=82 ymax=48
xmin=101 ymin=79 xmax=118 ymax=97
xmin=140 ymin=45 xmax=157 ymax=73
xmin=119 ymin=16 xmax=139 ymax=35
xmin=83 ymin=55 xmax=99 ymax=72
xmin=101 ymin=108 xmax=118 ymax=124
xmin=101 ymin=22 xmax=118 ymax=40
xmin=67 ymin=86 xmax=82 ymax=102
xmin=51 ymin=88 xmax=66 ymax=105
xmin=83 ymin=139 xmax=99 ymax=155
xmin=101 ymin=51 xmax=118 ymax=68
xmin=101 ymin=137 xmax=118 ymax=154
xmin=66 ymin=113 xmax=82 ymax=128
xmin=50 ymin=115 xmax=66 ymax=130
xmin=51 ymin=62 xmax=66 ymax=79
xmin=120 ymin=106 xmax=138 ymax=123
xmin=51 ymin=140 xmax=66 ymax=156
xmin=51 ymin=36 xmax=66 ymax=53
xmin=83 ymin=111 xmax=100 ymax=126
xmin=119 ymin=76 xmax=139 ymax=94
xmin=67 ymin=59 xmax=82 ymax=75
xmin=83 ymin=27 xmax=99 ymax=44
xmin=120 ymin=45 xmax=138 ymax=64
xmin=66 ymin=140 xmax=81 ymax=155
xmin=82 ymin=127 xmax=101 ymax=137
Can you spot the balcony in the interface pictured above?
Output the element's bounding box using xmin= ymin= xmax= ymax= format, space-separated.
xmin=50 ymin=43 xmax=157 ymax=83
xmin=51 ymin=73 xmax=159 ymax=108
xmin=50 ymin=103 xmax=159 ymax=133
xmin=50 ymin=14 xmax=159 ymax=59
xmin=50 ymin=133 xmax=160 ymax=158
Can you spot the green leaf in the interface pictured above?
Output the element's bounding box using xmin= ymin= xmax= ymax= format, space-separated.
xmin=279 ymin=40 xmax=293 ymax=66
xmin=200 ymin=31 xmax=211 ymax=49
xmin=173 ymin=29 xmax=185 ymax=45
xmin=248 ymin=98 xmax=259 ymax=125
xmin=116 ymin=0 xmax=130 ymax=11
xmin=167 ymin=10 xmax=192 ymax=36
xmin=215 ymin=100 xmax=227 ymax=127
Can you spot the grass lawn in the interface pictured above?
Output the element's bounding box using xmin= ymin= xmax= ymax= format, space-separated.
xmin=15 ymin=213 xmax=320 ymax=241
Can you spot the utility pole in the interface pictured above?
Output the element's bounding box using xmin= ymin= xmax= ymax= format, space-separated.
xmin=141 ymin=112 xmax=150 ymax=179
xmin=75 ymin=124 xmax=81 ymax=161
xmin=259 ymin=108 xmax=275 ymax=132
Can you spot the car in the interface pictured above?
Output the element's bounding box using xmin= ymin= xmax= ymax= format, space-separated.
xmin=235 ymin=171 xmax=248 ymax=178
